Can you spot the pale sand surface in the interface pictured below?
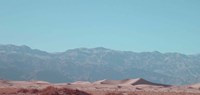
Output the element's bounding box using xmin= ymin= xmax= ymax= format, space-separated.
xmin=1 ymin=79 xmax=200 ymax=95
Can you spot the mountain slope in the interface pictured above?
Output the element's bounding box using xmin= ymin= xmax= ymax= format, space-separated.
xmin=0 ymin=44 xmax=200 ymax=85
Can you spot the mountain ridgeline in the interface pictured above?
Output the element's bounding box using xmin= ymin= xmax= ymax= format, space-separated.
xmin=0 ymin=44 xmax=200 ymax=85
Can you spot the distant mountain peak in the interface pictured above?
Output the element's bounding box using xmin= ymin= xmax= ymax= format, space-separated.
xmin=0 ymin=44 xmax=49 ymax=55
xmin=92 ymin=47 xmax=110 ymax=50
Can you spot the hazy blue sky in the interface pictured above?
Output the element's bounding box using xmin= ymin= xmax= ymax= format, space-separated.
xmin=0 ymin=0 xmax=200 ymax=54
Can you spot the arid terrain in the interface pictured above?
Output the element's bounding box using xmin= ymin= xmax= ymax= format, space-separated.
xmin=1 ymin=78 xmax=200 ymax=95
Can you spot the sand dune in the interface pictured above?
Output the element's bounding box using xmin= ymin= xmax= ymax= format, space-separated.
xmin=1 ymin=78 xmax=200 ymax=95
xmin=70 ymin=81 xmax=91 ymax=85
xmin=92 ymin=79 xmax=106 ymax=84
xmin=99 ymin=78 xmax=169 ymax=87
xmin=30 ymin=80 xmax=50 ymax=84
xmin=190 ymin=83 xmax=200 ymax=89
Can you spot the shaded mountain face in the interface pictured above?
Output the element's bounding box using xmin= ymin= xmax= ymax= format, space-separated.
xmin=0 ymin=44 xmax=200 ymax=85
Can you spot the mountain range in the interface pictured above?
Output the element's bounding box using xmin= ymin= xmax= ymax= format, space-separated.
xmin=0 ymin=44 xmax=200 ymax=85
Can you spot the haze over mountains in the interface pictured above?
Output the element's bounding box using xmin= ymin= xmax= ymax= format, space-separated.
xmin=0 ymin=44 xmax=200 ymax=85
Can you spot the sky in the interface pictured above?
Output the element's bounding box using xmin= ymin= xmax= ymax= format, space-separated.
xmin=0 ymin=0 xmax=200 ymax=54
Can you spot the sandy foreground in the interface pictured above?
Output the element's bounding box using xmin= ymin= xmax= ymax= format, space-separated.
xmin=1 ymin=79 xmax=200 ymax=95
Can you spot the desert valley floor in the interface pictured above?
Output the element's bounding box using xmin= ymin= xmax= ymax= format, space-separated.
xmin=1 ymin=78 xmax=200 ymax=95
